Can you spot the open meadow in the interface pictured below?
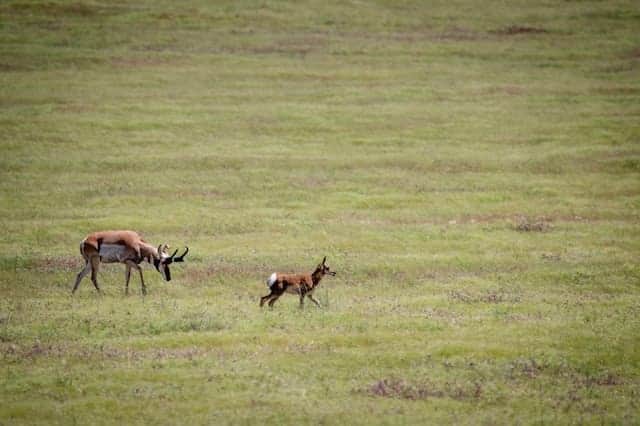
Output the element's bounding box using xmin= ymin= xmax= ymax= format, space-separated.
xmin=1 ymin=0 xmax=639 ymax=424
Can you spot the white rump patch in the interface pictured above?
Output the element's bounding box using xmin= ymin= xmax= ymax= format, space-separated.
xmin=267 ymin=272 xmax=277 ymax=288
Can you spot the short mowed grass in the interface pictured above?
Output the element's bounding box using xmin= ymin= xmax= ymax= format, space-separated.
xmin=1 ymin=0 xmax=639 ymax=424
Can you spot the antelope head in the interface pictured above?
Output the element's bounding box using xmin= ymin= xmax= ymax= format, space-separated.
xmin=318 ymin=256 xmax=336 ymax=277
xmin=154 ymin=244 xmax=189 ymax=282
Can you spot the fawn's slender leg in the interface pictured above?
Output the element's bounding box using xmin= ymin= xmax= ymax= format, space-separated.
xmin=267 ymin=291 xmax=283 ymax=307
xmin=307 ymin=294 xmax=321 ymax=307
xmin=260 ymin=293 xmax=273 ymax=307
xmin=299 ymin=288 xmax=306 ymax=308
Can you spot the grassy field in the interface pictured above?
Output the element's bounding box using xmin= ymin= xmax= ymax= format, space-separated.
xmin=1 ymin=0 xmax=639 ymax=424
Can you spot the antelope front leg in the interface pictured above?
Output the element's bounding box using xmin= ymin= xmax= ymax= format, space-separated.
xmin=307 ymin=294 xmax=322 ymax=308
xmin=299 ymin=288 xmax=306 ymax=309
xmin=134 ymin=262 xmax=147 ymax=296
xmin=124 ymin=264 xmax=132 ymax=295
xmin=125 ymin=260 xmax=146 ymax=296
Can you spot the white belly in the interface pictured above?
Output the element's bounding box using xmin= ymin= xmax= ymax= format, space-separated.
xmin=99 ymin=244 xmax=136 ymax=263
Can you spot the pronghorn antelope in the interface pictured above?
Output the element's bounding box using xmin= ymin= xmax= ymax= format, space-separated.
xmin=260 ymin=257 xmax=336 ymax=308
xmin=83 ymin=230 xmax=145 ymax=260
xmin=72 ymin=230 xmax=188 ymax=295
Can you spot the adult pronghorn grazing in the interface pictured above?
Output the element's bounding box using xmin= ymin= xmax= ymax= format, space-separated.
xmin=72 ymin=230 xmax=188 ymax=295
xmin=260 ymin=257 xmax=336 ymax=308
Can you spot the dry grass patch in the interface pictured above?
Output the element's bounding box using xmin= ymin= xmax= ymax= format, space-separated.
xmin=364 ymin=378 xmax=483 ymax=401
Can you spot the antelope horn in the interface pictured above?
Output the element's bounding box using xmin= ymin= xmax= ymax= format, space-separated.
xmin=322 ymin=256 xmax=327 ymax=265
xmin=174 ymin=247 xmax=189 ymax=262
xmin=168 ymin=249 xmax=178 ymax=260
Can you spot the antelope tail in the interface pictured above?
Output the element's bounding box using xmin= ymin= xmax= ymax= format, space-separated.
xmin=267 ymin=272 xmax=277 ymax=288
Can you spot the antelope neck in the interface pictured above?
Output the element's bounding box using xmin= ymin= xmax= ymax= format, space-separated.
xmin=139 ymin=242 xmax=160 ymax=261
xmin=311 ymin=269 xmax=324 ymax=285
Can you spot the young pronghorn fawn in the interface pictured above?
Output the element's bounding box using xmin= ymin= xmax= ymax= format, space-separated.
xmin=260 ymin=257 xmax=336 ymax=308
xmin=72 ymin=230 xmax=188 ymax=295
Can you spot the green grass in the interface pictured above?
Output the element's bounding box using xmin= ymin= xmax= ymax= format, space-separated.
xmin=1 ymin=0 xmax=639 ymax=424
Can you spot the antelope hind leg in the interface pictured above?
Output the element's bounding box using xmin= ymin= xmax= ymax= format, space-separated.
xmin=267 ymin=293 xmax=282 ymax=307
xmin=72 ymin=262 xmax=91 ymax=294
xmin=260 ymin=293 xmax=272 ymax=307
xmin=89 ymin=256 xmax=102 ymax=293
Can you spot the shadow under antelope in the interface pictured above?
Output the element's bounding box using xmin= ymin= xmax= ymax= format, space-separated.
xmin=260 ymin=256 xmax=336 ymax=308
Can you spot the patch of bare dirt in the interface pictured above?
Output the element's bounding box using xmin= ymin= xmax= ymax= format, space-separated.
xmin=508 ymin=358 xmax=549 ymax=379
xmin=541 ymin=252 xmax=562 ymax=261
xmin=514 ymin=216 xmax=552 ymax=232
xmin=385 ymin=27 xmax=485 ymax=43
xmin=297 ymin=176 xmax=330 ymax=190
xmin=2 ymin=342 xmax=66 ymax=359
xmin=249 ymin=45 xmax=313 ymax=56
xmin=225 ymin=34 xmax=329 ymax=57
xmin=506 ymin=358 xmax=625 ymax=389
xmin=284 ymin=343 xmax=318 ymax=354
xmin=593 ymin=86 xmax=640 ymax=96
xmin=482 ymin=85 xmax=527 ymax=96
xmin=456 ymin=213 xmax=512 ymax=225
xmin=110 ymin=56 xmax=184 ymax=68
xmin=583 ymin=373 xmax=624 ymax=386
xmin=5 ymin=2 xmax=93 ymax=16
xmin=34 ymin=256 xmax=81 ymax=272
xmin=0 ymin=63 xmax=28 ymax=72
xmin=493 ymin=25 xmax=548 ymax=36
xmin=4 ymin=2 xmax=126 ymax=17
xmin=1 ymin=342 xmax=215 ymax=362
xmin=439 ymin=27 xmax=485 ymax=41
xmin=423 ymin=307 xmax=464 ymax=325
xmin=55 ymin=102 xmax=96 ymax=113
xmin=364 ymin=378 xmax=482 ymax=401
xmin=448 ymin=289 xmax=521 ymax=304
xmin=627 ymin=47 xmax=640 ymax=59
